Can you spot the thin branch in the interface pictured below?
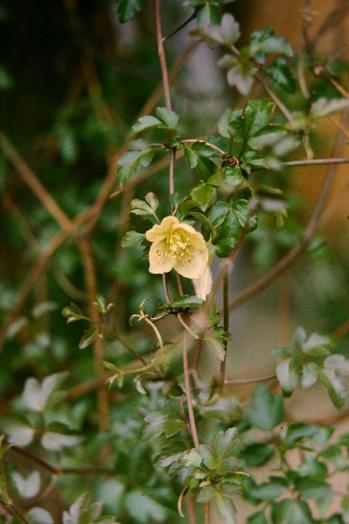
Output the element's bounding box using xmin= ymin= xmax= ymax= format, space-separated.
xmin=204 ymin=502 xmax=210 ymax=524
xmin=9 ymin=444 xmax=113 ymax=476
xmin=332 ymin=318 xmax=349 ymax=339
xmin=224 ymin=373 xmax=276 ymax=385
xmin=284 ymin=157 xmax=349 ymax=167
xmin=163 ymin=10 xmax=196 ymax=42
xmin=78 ymin=239 xmax=109 ymax=431
xmin=220 ymin=272 xmax=230 ymax=385
xmin=0 ymin=133 xmax=75 ymax=234
xmin=183 ymin=336 xmax=200 ymax=449
xmin=255 ymin=72 xmax=295 ymax=123
xmin=155 ymin=0 xmax=172 ymax=111
xmin=114 ymin=333 xmax=148 ymax=366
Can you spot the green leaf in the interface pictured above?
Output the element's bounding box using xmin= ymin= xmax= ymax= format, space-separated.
xmin=265 ymin=57 xmax=296 ymax=92
xmin=155 ymin=106 xmax=179 ymax=129
xmin=12 ymin=471 xmax=41 ymax=498
xmin=294 ymin=478 xmax=331 ymax=500
xmin=131 ymin=115 xmax=161 ymax=135
xmin=249 ymin=28 xmax=293 ymax=61
xmin=144 ymin=191 xmax=159 ymax=211
xmin=298 ymin=456 xmax=328 ymax=480
xmin=311 ymin=97 xmax=349 ymax=118
xmin=249 ymin=479 xmax=286 ymax=501
xmin=27 ymin=508 xmax=53 ymax=524
xmin=213 ymin=427 xmax=239 ymax=459
xmin=271 ymin=499 xmax=313 ymax=524
xmin=244 ymin=384 xmax=283 ymax=430
xmin=118 ymin=148 xmax=154 ymax=182
xmin=125 ymin=490 xmax=167 ymax=523
xmin=22 ymin=372 xmax=68 ymax=412
xmin=193 ymin=13 xmax=240 ymax=46
xmin=41 ymin=423 xmax=82 ymax=451
xmin=184 ymin=147 xmax=199 ymax=168
xmin=5 ymin=415 xmax=35 ymax=447
xmin=191 ymin=182 xmax=217 ymax=211
xmin=170 ymin=295 xmax=204 ymax=310
xmin=62 ymin=303 xmax=88 ymax=323
xmin=214 ymin=210 xmax=241 ymax=257
xmin=240 ymin=442 xmax=275 ymax=467
xmin=122 ymin=230 xmax=145 ymax=248
xmin=284 ymin=423 xmax=324 ymax=447
xmin=302 ymin=332 xmax=333 ymax=357
xmin=197 ymin=485 xmax=217 ymax=503
xmin=212 ymin=493 xmax=237 ymax=524
xmin=115 ymin=0 xmax=144 ymax=23
xmin=198 ymin=444 xmax=217 ymax=470
xmin=245 ymin=100 xmax=274 ymax=138
xmin=63 ymin=492 xmax=120 ymax=524
xmin=247 ymin=511 xmax=269 ymax=524
xmin=320 ymin=368 xmax=347 ymax=409
xmin=276 ymin=358 xmax=299 ymax=396
xmin=79 ymin=327 xmax=99 ymax=349
xmin=219 ymin=54 xmax=256 ymax=96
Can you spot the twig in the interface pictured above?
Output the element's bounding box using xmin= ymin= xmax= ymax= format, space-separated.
xmin=284 ymin=157 xmax=349 ymax=167
xmin=163 ymin=10 xmax=196 ymax=42
xmin=332 ymin=318 xmax=349 ymax=339
xmin=224 ymin=373 xmax=276 ymax=385
xmin=9 ymin=444 xmax=113 ymax=476
xmin=220 ymin=272 xmax=230 ymax=385
xmin=183 ymin=336 xmax=200 ymax=449
xmin=255 ymin=72 xmax=295 ymax=124
xmin=155 ymin=0 xmax=172 ymax=111
xmin=0 ymin=133 xmax=75 ymax=234
xmin=177 ymin=313 xmax=198 ymax=340
xmin=185 ymin=497 xmax=199 ymax=524
xmin=114 ymin=333 xmax=148 ymax=366
xmin=78 ymin=239 xmax=109 ymax=431
xmin=204 ymin=502 xmax=210 ymax=524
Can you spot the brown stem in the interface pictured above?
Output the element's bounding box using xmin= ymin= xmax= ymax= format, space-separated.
xmin=183 ymin=337 xmax=200 ymax=448
xmin=155 ymin=0 xmax=172 ymax=111
xmin=204 ymin=502 xmax=210 ymax=524
xmin=163 ymin=10 xmax=196 ymax=42
xmin=9 ymin=445 xmax=113 ymax=476
xmin=224 ymin=374 xmax=276 ymax=385
xmin=0 ymin=133 xmax=75 ymax=234
xmin=185 ymin=496 xmax=199 ymax=524
xmin=78 ymin=239 xmax=109 ymax=431
xmin=284 ymin=157 xmax=349 ymax=167
xmin=255 ymin=72 xmax=295 ymax=123
xmin=220 ymin=272 xmax=230 ymax=385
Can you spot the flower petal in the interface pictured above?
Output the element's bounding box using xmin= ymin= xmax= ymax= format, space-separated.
xmin=145 ymin=216 xmax=179 ymax=243
xmin=148 ymin=241 xmax=174 ymax=274
xmin=192 ymin=266 xmax=212 ymax=300
xmin=174 ymin=247 xmax=208 ymax=278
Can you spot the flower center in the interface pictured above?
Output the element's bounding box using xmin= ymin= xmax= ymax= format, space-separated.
xmin=166 ymin=230 xmax=191 ymax=261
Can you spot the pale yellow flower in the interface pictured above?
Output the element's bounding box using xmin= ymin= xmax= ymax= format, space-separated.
xmin=145 ymin=216 xmax=208 ymax=279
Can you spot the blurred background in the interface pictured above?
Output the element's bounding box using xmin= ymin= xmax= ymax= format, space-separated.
xmin=1 ymin=0 xmax=349 ymax=520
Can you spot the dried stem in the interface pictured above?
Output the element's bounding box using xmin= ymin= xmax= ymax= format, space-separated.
xmin=255 ymin=72 xmax=295 ymax=123
xmin=0 ymin=133 xmax=75 ymax=234
xmin=220 ymin=272 xmax=230 ymax=385
xmin=155 ymin=0 xmax=172 ymax=111
xmin=183 ymin=336 xmax=200 ymax=449
xmin=9 ymin=444 xmax=113 ymax=476
xmin=78 ymin=239 xmax=109 ymax=431
xmin=204 ymin=502 xmax=210 ymax=524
